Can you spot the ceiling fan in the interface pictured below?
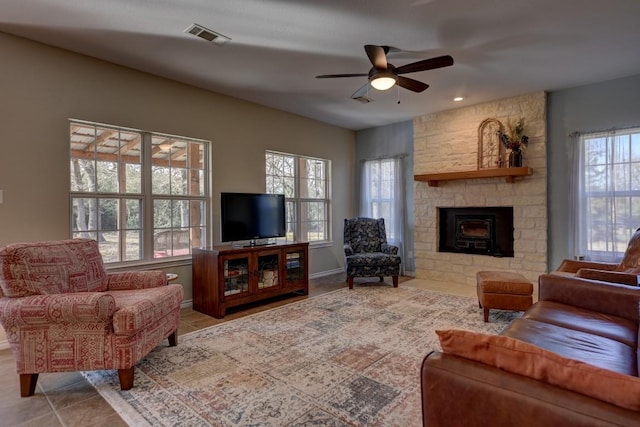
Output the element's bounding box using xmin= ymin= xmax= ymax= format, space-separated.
xmin=316 ymin=45 xmax=454 ymax=98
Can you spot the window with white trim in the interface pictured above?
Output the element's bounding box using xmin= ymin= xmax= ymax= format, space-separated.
xmin=69 ymin=120 xmax=209 ymax=263
xmin=361 ymin=158 xmax=402 ymax=243
xmin=574 ymin=127 xmax=640 ymax=261
xmin=265 ymin=151 xmax=331 ymax=243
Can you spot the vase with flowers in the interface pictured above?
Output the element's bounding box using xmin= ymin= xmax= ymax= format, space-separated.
xmin=498 ymin=118 xmax=529 ymax=167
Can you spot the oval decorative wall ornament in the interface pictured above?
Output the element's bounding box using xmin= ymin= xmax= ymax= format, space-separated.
xmin=477 ymin=118 xmax=505 ymax=169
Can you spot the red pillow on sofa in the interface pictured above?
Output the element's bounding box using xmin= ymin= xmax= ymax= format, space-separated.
xmin=437 ymin=329 xmax=640 ymax=411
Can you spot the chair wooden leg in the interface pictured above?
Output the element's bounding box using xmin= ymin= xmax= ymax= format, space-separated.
xmin=348 ymin=276 xmax=354 ymax=290
xmin=483 ymin=308 xmax=490 ymax=323
xmin=20 ymin=373 xmax=39 ymax=397
xmin=168 ymin=330 xmax=178 ymax=347
xmin=392 ymin=276 xmax=398 ymax=287
xmin=118 ymin=367 xmax=135 ymax=390
xmin=379 ymin=276 xmax=384 ymax=282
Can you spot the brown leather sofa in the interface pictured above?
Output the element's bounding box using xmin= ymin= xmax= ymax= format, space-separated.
xmin=554 ymin=227 xmax=640 ymax=286
xmin=421 ymin=273 xmax=640 ymax=426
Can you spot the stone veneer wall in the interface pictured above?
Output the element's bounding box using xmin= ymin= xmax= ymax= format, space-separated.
xmin=413 ymin=92 xmax=547 ymax=287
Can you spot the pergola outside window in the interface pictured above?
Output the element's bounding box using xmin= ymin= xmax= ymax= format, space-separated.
xmin=69 ymin=120 xmax=209 ymax=264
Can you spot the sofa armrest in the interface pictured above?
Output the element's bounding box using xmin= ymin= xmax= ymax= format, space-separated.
xmin=0 ymin=293 xmax=115 ymax=326
xmin=421 ymin=351 xmax=640 ymax=427
xmin=107 ymin=270 xmax=167 ymax=290
xmin=381 ymin=243 xmax=398 ymax=255
xmin=538 ymin=273 xmax=640 ymax=321
xmin=555 ymin=259 xmax=618 ymax=274
xmin=576 ymin=268 xmax=639 ymax=286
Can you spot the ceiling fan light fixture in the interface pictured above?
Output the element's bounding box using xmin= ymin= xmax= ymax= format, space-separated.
xmin=318 ymin=45 xmax=453 ymax=97
xmin=370 ymin=73 xmax=396 ymax=91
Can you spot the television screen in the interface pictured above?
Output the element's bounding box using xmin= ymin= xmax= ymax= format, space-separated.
xmin=220 ymin=192 xmax=286 ymax=243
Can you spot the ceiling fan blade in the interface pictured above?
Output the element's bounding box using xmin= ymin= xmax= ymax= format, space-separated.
xmin=395 ymin=55 xmax=454 ymax=74
xmin=364 ymin=45 xmax=388 ymax=70
xmin=350 ymin=83 xmax=372 ymax=100
xmin=316 ymin=73 xmax=368 ymax=78
xmin=397 ymin=76 xmax=429 ymax=93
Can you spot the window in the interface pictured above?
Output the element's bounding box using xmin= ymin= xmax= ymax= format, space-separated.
xmin=361 ymin=158 xmax=402 ymax=243
xmin=69 ymin=120 xmax=209 ymax=264
xmin=265 ymin=151 xmax=330 ymax=243
xmin=574 ymin=127 xmax=640 ymax=261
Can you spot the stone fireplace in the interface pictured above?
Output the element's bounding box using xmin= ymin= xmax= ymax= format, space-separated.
xmin=413 ymin=92 xmax=547 ymax=287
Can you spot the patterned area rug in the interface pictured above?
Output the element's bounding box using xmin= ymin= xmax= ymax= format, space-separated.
xmin=84 ymin=285 xmax=519 ymax=426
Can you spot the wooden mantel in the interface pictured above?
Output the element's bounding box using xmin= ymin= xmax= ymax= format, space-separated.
xmin=414 ymin=167 xmax=533 ymax=187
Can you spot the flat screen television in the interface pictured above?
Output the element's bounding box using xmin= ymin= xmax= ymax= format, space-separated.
xmin=220 ymin=192 xmax=286 ymax=244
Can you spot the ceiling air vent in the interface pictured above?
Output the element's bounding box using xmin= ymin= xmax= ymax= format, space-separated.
xmin=184 ymin=23 xmax=231 ymax=45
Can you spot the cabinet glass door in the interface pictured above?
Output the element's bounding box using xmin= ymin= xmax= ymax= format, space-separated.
xmin=285 ymin=250 xmax=305 ymax=283
xmin=223 ymin=257 xmax=249 ymax=296
xmin=257 ymin=253 xmax=280 ymax=290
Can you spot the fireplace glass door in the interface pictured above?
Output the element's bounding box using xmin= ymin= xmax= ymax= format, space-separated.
xmin=439 ymin=207 xmax=514 ymax=257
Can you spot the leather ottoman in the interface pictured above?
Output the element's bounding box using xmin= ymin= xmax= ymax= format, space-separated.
xmin=476 ymin=271 xmax=533 ymax=322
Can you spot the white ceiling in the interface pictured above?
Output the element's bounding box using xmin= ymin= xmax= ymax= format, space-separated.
xmin=1 ymin=0 xmax=639 ymax=130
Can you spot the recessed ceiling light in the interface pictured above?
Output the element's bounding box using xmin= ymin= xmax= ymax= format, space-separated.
xmin=184 ymin=23 xmax=231 ymax=45
xmin=454 ymin=97 xmax=464 ymax=102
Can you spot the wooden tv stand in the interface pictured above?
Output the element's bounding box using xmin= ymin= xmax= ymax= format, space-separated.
xmin=192 ymin=242 xmax=309 ymax=318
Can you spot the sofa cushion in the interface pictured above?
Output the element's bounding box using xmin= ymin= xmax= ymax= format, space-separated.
xmin=523 ymin=301 xmax=638 ymax=347
xmin=345 ymin=252 xmax=401 ymax=267
xmin=575 ymin=268 xmax=640 ymax=286
xmin=110 ymin=284 xmax=183 ymax=336
xmin=0 ymin=239 xmax=108 ymax=297
xmin=437 ymin=329 xmax=640 ymax=411
xmin=501 ymin=318 xmax=637 ymax=376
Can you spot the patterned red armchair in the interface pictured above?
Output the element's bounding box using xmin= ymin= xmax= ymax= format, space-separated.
xmin=0 ymin=239 xmax=183 ymax=397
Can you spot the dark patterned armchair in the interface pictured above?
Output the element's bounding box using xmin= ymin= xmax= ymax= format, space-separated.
xmin=343 ymin=217 xmax=401 ymax=289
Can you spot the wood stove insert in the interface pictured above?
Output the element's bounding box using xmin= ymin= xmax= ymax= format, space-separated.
xmin=438 ymin=207 xmax=514 ymax=257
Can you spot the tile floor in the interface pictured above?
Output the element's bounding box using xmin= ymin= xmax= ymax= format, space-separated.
xmin=0 ymin=274 xmax=475 ymax=426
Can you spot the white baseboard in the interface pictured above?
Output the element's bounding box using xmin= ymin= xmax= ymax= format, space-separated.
xmin=309 ymin=268 xmax=345 ymax=280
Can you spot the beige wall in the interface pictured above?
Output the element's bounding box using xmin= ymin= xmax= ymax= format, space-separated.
xmin=0 ymin=32 xmax=355 ymax=303
xmin=413 ymin=92 xmax=547 ymax=288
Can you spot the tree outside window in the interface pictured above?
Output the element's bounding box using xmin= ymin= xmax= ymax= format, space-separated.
xmin=574 ymin=128 xmax=640 ymax=261
xmin=266 ymin=151 xmax=330 ymax=243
